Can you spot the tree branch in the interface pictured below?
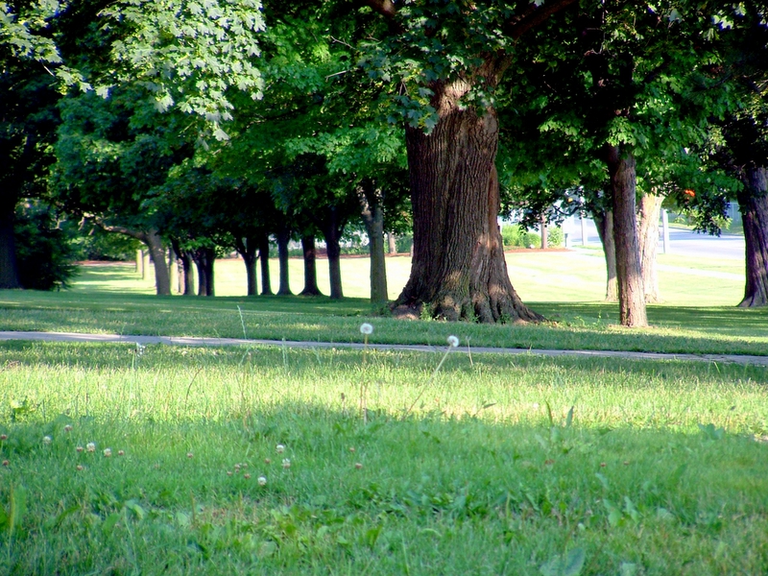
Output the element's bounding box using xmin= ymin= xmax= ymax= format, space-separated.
xmin=364 ymin=0 xmax=396 ymax=19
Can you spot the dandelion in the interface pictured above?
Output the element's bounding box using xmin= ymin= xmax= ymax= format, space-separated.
xmin=187 ymin=452 xmax=194 ymax=459
xmin=227 ymin=471 xmax=233 ymax=476
xmin=64 ymin=425 xmax=73 ymax=433
xmin=359 ymin=323 xmax=373 ymax=335
xmin=118 ymin=450 xmax=125 ymax=457
xmin=447 ymin=335 xmax=459 ymax=348
xmin=103 ymin=448 xmax=112 ymax=457
xmin=0 ymin=434 xmax=7 ymax=441
xmin=43 ymin=436 xmax=52 ymax=445
xmin=136 ymin=343 xmax=146 ymax=356
xmin=405 ymin=333 xmax=462 ymax=415
xmin=86 ymin=442 xmax=96 ymax=453
xmin=234 ymin=463 xmax=241 ymax=472
xmin=264 ymin=458 xmax=271 ymax=464
xmin=76 ymin=465 xmax=83 ymax=471
xmin=76 ymin=446 xmax=84 ymax=453
xmin=244 ymin=473 xmax=251 ymax=480
xmin=355 ymin=462 xmax=363 ymax=469
xmin=2 ymin=460 xmax=8 ymax=467
xmin=258 ymin=476 xmax=267 ymax=486
xmin=282 ymin=458 xmax=291 ymax=469
xmin=276 ymin=444 xmax=285 ymax=454
xmin=349 ymin=447 xmax=356 ymax=453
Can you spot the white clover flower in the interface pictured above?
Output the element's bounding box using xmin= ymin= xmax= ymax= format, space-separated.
xmin=447 ymin=335 xmax=459 ymax=348
xmin=103 ymin=448 xmax=112 ymax=457
xmin=43 ymin=435 xmax=52 ymax=445
xmin=282 ymin=458 xmax=291 ymax=469
xmin=86 ymin=442 xmax=96 ymax=452
xmin=360 ymin=323 xmax=374 ymax=335
xmin=276 ymin=444 xmax=285 ymax=454
xmin=258 ymin=476 xmax=267 ymax=486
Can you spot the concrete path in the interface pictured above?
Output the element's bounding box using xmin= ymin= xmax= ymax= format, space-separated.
xmin=2 ymin=331 xmax=767 ymax=367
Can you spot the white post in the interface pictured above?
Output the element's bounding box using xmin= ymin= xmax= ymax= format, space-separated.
xmin=580 ymin=214 xmax=588 ymax=245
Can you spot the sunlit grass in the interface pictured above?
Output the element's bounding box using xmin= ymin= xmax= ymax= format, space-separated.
xmin=0 ymin=341 xmax=767 ymax=574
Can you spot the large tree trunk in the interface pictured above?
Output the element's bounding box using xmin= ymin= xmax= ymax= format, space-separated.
xmin=359 ymin=185 xmax=389 ymax=304
xmin=637 ymin=193 xmax=663 ymax=303
xmin=258 ymin=232 xmax=273 ymax=296
xmin=321 ymin=207 xmax=344 ymax=300
xmin=193 ymin=247 xmax=216 ymax=297
xmin=300 ymin=234 xmax=322 ymax=296
xmin=606 ymin=146 xmax=647 ymax=327
xmin=276 ymin=227 xmax=292 ymax=296
xmin=235 ymin=236 xmax=258 ymax=296
xmin=594 ymin=210 xmax=618 ymax=302
xmin=0 ymin=196 xmax=21 ymax=289
xmin=738 ymin=167 xmax=768 ymax=307
xmin=144 ymin=230 xmax=171 ymax=296
xmin=396 ymin=78 xmax=541 ymax=322
xmin=387 ymin=233 xmax=397 ymax=254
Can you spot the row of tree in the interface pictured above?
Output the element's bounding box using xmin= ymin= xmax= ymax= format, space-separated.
xmin=1 ymin=0 xmax=766 ymax=327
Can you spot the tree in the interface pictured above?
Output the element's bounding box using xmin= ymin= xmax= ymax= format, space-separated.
xmin=357 ymin=0 xmax=591 ymax=322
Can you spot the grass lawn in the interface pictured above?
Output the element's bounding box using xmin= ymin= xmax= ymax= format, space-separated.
xmin=1 ymin=250 xmax=767 ymax=574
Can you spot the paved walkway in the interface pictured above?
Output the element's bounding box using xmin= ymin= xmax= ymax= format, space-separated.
xmin=2 ymin=331 xmax=767 ymax=367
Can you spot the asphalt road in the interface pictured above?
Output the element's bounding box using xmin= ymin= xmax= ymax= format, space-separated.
xmin=565 ymin=218 xmax=745 ymax=260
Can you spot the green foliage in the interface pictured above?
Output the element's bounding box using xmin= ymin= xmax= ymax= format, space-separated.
xmin=501 ymin=225 xmax=542 ymax=249
xmin=13 ymin=202 xmax=77 ymax=290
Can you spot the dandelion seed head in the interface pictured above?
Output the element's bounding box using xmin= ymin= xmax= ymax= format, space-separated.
xmin=282 ymin=458 xmax=291 ymax=469
xmin=2 ymin=460 xmax=8 ymax=467
xmin=258 ymin=476 xmax=267 ymax=486
xmin=264 ymin=458 xmax=271 ymax=464
xmin=43 ymin=435 xmax=52 ymax=445
xmin=103 ymin=448 xmax=112 ymax=457
xmin=76 ymin=446 xmax=84 ymax=453
xmin=276 ymin=444 xmax=285 ymax=454
xmin=86 ymin=442 xmax=96 ymax=452
xmin=360 ymin=323 xmax=373 ymax=335
xmin=186 ymin=452 xmax=194 ymax=459
xmin=64 ymin=425 xmax=73 ymax=433
xmin=447 ymin=335 xmax=459 ymax=348
xmin=0 ymin=434 xmax=7 ymax=441
xmin=118 ymin=450 xmax=125 ymax=457
xmin=76 ymin=464 xmax=83 ymax=471
xmin=355 ymin=462 xmax=363 ymax=469
xmin=243 ymin=473 xmax=251 ymax=479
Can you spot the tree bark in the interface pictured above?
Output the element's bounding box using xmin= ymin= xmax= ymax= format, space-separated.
xmin=606 ymin=146 xmax=647 ymax=327
xmin=300 ymin=234 xmax=322 ymax=296
xmin=144 ymin=230 xmax=171 ymax=296
xmin=396 ymin=77 xmax=541 ymax=322
xmin=258 ymin=231 xmax=273 ymax=296
xmin=738 ymin=167 xmax=768 ymax=307
xmin=193 ymin=247 xmax=216 ymax=296
xmin=0 ymin=196 xmax=22 ymax=289
xmin=387 ymin=232 xmax=397 ymax=254
xmin=637 ymin=192 xmax=663 ymax=303
xmin=276 ymin=226 xmax=292 ymax=296
xmin=594 ymin=210 xmax=618 ymax=302
xmin=235 ymin=236 xmax=258 ymax=296
xmin=321 ymin=207 xmax=344 ymax=300
xmin=359 ymin=185 xmax=389 ymax=304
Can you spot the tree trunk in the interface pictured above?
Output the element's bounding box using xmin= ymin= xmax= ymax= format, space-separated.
xmin=235 ymin=237 xmax=258 ymax=296
xmin=258 ymin=232 xmax=273 ymax=296
xmin=594 ymin=210 xmax=618 ymax=302
xmin=141 ymin=229 xmax=171 ymax=296
xmin=359 ymin=185 xmax=389 ymax=304
xmin=397 ymin=78 xmax=541 ymax=322
xmin=299 ymin=234 xmax=322 ymax=296
xmin=388 ymin=232 xmax=397 ymax=254
xmin=276 ymin=227 xmax=292 ymax=296
xmin=321 ymin=207 xmax=344 ymax=300
xmin=193 ymin=247 xmax=215 ymax=296
xmin=0 ymin=197 xmax=21 ymax=289
xmin=738 ymin=167 xmax=768 ymax=307
xmin=637 ymin=192 xmax=663 ymax=303
xmin=606 ymin=146 xmax=647 ymax=327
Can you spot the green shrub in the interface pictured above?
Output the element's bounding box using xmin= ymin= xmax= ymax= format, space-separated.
xmin=14 ymin=203 xmax=77 ymax=290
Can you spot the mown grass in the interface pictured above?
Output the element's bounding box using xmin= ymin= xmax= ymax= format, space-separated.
xmin=1 ymin=257 xmax=766 ymax=356
xmin=1 ymin=341 xmax=767 ymax=574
